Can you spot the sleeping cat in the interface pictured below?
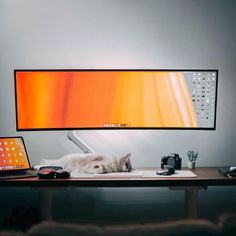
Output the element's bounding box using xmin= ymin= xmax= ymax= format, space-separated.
xmin=40 ymin=153 xmax=132 ymax=176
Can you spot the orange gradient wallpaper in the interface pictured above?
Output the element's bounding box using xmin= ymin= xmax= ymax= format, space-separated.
xmin=15 ymin=71 xmax=198 ymax=129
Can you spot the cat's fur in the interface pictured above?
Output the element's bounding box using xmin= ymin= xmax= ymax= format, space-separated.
xmin=40 ymin=153 xmax=132 ymax=176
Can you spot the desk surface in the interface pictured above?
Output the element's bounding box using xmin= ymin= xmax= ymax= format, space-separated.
xmin=0 ymin=167 xmax=235 ymax=188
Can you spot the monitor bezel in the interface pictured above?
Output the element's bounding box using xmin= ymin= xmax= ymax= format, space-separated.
xmin=14 ymin=69 xmax=218 ymax=131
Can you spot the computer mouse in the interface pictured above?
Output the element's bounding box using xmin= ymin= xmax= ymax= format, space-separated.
xmin=39 ymin=166 xmax=63 ymax=171
xmin=38 ymin=168 xmax=55 ymax=179
xmin=230 ymin=167 xmax=236 ymax=172
xmin=55 ymin=170 xmax=70 ymax=179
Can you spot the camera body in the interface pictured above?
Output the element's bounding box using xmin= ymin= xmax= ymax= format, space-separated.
xmin=161 ymin=153 xmax=182 ymax=169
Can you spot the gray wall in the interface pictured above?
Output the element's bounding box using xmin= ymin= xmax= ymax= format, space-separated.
xmin=0 ymin=0 xmax=236 ymax=225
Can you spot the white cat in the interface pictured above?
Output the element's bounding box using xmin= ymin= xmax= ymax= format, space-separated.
xmin=40 ymin=153 xmax=132 ymax=176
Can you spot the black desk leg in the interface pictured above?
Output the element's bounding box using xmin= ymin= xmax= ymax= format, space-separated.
xmin=39 ymin=189 xmax=53 ymax=221
xmin=185 ymin=188 xmax=199 ymax=219
xmin=170 ymin=187 xmax=202 ymax=219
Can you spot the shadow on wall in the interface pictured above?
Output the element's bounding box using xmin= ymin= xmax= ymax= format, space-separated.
xmin=70 ymin=130 xmax=224 ymax=168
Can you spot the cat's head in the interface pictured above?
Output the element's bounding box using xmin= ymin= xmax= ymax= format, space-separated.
xmin=85 ymin=153 xmax=132 ymax=174
xmin=117 ymin=153 xmax=132 ymax=172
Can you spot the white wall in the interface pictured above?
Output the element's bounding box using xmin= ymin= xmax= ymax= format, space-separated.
xmin=1 ymin=0 xmax=236 ymax=168
xmin=0 ymin=0 xmax=236 ymax=223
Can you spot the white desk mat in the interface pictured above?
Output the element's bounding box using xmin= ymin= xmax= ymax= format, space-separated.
xmin=134 ymin=170 xmax=197 ymax=178
xmin=71 ymin=170 xmax=197 ymax=178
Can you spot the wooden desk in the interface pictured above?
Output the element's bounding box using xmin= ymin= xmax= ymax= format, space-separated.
xmin=1 ymin=167 xmax=235 ymax=220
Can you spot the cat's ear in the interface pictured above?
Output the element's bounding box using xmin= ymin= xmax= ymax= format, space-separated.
xmin=122 ymin=153 xmax=131 ymax=161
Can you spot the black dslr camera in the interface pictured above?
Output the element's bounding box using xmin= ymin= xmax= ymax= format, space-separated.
xmin=161 ymin=153 xmax=182 ymax=169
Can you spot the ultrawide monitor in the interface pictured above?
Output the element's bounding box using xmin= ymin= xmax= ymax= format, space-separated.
xmin=14 ymin=70 xmax=218 ymax=130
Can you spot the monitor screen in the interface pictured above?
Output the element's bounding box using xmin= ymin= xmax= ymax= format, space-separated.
xmin=14 ymin=70 xmax=218 ymax=130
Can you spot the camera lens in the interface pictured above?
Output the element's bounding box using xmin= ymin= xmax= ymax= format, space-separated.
xmin=167 ymin=157 xmax=175 ymax=167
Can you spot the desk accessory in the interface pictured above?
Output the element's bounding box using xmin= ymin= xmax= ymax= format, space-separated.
xmin=157 ymin=165 xmax=176 ymax=176
xmin=38 ymin=168 xmax=70 ymax=179
xmin=38 ymin=169 xmax=56 ymax=179
xmin=230 ymin=167 xmax=236 ymax=171
xmin=218 ymin=167 xmax=236 ymax=177
xmin=33 ymin=165 xmax=63 ymax=170
xmin=55 ymin=170 xmax=71 ymax=178
xmin=187 ymin=150 xmax=198 ymax=169
xmin=161 ymin=153 xmax=182 ymax=169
